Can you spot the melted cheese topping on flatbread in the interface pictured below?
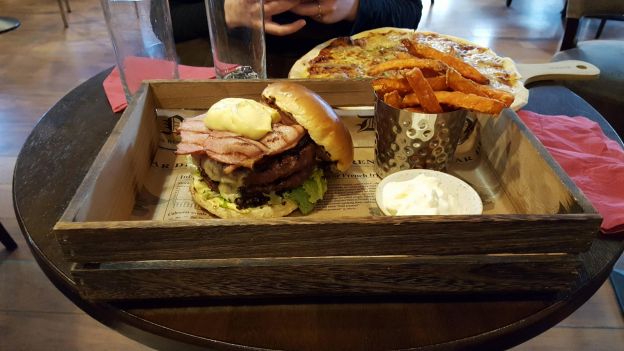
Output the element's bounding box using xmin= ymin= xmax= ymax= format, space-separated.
xmin=304 ymin=29 xmax=520 ymax=94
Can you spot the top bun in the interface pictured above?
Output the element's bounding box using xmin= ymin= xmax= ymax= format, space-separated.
xmin=261 ymin=82 xmax=354 ymax=172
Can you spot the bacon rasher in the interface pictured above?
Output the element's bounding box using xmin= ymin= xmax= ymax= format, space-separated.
xmin=175 ymin=116 xmax=306 ymax=170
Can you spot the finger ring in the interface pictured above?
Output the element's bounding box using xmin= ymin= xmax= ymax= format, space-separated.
xmin=316 ymin=0 xmax=323 ymax=20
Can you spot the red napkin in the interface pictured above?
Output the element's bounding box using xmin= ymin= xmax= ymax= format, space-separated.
xmin=103 ymin=57 xmax=217 ymax=112
xmin=518 ymin=110 xmax=624 ymax=234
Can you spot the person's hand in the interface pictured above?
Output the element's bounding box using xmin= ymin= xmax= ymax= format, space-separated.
xmin=290 ymin=0 xmax=359 ymax=24
xmin=265 ymin=0 xmax=307 ymax=36
xmin=225 ymin=0 xmax=307 ymax=36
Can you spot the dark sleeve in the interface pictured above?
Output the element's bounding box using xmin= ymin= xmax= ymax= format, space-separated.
xmin=169 ymin=0 xmax=210 ymax=43
xmin=351 ymin=0 xmax=423 ymax=34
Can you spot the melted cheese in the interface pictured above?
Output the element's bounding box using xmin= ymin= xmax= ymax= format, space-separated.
xmin=204 ymin=98 xmax=281 ymax=140
xmin=307 ymin=30 xmax=519 ymax=92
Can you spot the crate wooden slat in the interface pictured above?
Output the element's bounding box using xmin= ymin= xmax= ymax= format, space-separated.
xmin=72 ymin=254 xmax=580 ymax=301
xmin=55 ymin=216 xmax=597 ymax=263
xmin=149 ymin=79 xmax=375 ymax=109
xmin=53 ymin=80 xmax=601 ymax=301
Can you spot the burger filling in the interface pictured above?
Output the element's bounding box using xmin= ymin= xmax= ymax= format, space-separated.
xmin=188 ymin=134 xmax=329 ymax=214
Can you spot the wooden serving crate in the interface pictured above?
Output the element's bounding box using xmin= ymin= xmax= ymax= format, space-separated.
xmin=53 ymin=79 xmax=601 ymax=301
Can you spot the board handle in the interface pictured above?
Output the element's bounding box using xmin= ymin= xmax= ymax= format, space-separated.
xmin=517 ymin=60 xmax=600 ymax=86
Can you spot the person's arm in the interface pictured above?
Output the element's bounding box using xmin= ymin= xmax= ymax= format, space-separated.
xmin=351 ymin=0 xmax=423 ymax=34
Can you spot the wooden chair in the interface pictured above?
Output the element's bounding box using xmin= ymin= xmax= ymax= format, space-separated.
xmin=0 ymin=222 xmax=17 ymax=251
xmin=57 ymin=0 xmax=71 ymax=28
xmin=592 ymin=14 xmax=624 ymax=39
xmin=561 ymin=0 xmax=624 ymax=50
xmin=553 ymin=0 xmax=624 ymax=138
xmin=554 ymin=0 xmax=624 ymax=137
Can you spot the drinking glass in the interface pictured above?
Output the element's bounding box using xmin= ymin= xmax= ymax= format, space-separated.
xmin=101 ymin=0 xmax=179 ymax=101
xmin=205 ymin=0 xmax=267 ymax=79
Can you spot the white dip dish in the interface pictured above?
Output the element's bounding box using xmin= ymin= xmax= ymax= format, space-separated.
xmin=376 ymin=169 xmax=483 ymax=216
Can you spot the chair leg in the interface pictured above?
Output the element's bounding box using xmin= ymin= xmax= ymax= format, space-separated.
xmin=506 ymin=0 xmax=512 ymax=7
xmin=560 ymin=17 xmax=580 ymax=51
xmin=56 ymin=0 xmax=69 ymax=28
xmin=64 ymin=0 xmax=71 ymax=13
xmin=595 ymin=19 xmax=607 ymax=39
xmin=611 ymin=254 xmax=624 ymax=313
xmin=0 ymin=222 xmax=17 ymax=251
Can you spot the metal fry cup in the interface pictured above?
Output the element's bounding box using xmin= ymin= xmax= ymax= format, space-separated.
xmin=374 ymin=98 xmax=468 ymax=178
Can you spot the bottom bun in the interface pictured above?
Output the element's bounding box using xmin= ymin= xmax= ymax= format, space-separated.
xmin=190 ymin=175 xmax=298 ymax=219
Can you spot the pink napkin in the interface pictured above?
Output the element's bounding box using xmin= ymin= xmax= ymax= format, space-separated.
xmin=103 ymin=58 xmax=217 ymax=112
xmin=518 ymin=110 xmax=624 ymax=235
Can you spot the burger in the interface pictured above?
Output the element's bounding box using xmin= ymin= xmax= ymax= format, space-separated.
xmin=175 ymin=82 xmax=354 ymax=218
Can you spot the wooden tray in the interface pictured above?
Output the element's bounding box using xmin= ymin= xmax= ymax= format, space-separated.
xmin=53 ymin=79 xmax=601 ymax=301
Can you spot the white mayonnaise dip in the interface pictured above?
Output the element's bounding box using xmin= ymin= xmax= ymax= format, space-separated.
xmin=382 ymin=174 xmax=458 ymax=215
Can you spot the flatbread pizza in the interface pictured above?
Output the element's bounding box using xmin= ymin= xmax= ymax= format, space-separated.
xmin=289 ymin=27 xmax=528 ymax=111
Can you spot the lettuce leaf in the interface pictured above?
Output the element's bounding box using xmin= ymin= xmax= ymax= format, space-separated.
xmin=286 ymin=168 xmax=327 ymax=215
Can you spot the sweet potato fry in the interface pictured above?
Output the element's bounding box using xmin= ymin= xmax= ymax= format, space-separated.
xmin=404 ymin=68 xmax=443 ymax=113
xmin=426 ymin=75 xmax=448 ymax=91
xmin=435 ymin=91 xmax=505 ymax=115
xmin=383 ymin=90 xmax=403 ymax=109
xmin=372 ymin=78 xmax=412 ymax=95
xmin=368 ymin=58 xmax=446 ymax=76
xmin=401 ymin=93 xmax=420 ymax=107
xmin=402 ymin=39 xmax=489 ymax=85
xmin=446 ymin=67 xmax=514 ymax=107
xmin=395 ymin=52 xmax=415 ymax=60
xmin=373 ymin=76 xmax=448 ymax=95
xmin=403 ymin=91 xmax=505 ymax=114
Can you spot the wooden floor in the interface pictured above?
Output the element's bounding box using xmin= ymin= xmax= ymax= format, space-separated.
xmin=1 ymin=0 xmax=623 ymax=349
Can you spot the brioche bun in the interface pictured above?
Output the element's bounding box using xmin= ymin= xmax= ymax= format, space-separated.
xmin=261 ymin=82 xmax=354 ymax=172
xmin=190 ymin=174 xmax=298 ymax=219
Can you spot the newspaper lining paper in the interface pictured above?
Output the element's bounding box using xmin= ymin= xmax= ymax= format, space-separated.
xmin=130 ymin=109 xmax=383 ymax=220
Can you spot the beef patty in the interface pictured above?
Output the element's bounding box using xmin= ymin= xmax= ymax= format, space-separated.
xmin=244 ymin=140 xmax=316 ymax=187
xmin=236 ymin=137 xmax=318 ymax=209
xmin=196 ymin=135 xmax=323 ymax=209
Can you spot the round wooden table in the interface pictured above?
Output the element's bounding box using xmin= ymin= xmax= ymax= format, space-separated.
xmin=13 ymin=71 xmax=624 ymax=350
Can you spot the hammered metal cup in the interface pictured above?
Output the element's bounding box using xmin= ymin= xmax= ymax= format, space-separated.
xmin=374 ymin=98 xmax=468 ymax=178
